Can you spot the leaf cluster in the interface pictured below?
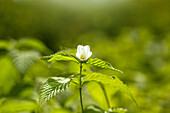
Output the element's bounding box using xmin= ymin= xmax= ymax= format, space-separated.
xmin=40 ymin=49 xmax=137 ymax=110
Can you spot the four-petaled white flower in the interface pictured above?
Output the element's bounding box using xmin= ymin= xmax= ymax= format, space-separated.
xmin=76 ymin=45 xmax=92 ymax=61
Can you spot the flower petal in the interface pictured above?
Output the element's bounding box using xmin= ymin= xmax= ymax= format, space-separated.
xmin=84 ymin=45 xmax=90 ymax=52
xmin=80 ymin=47 xmax=85 ymax=56
xmin=86 ymin=52 xmax=92 ymax=60
xmin=76 ymin=53 xmax=80 ymax=59
xmin=84 ymin=45 xmax=90 ymax=56
xmin=76 ymin=45 xmax=92 ymax=61
xmin=77 ymin=45 xmax=83 ymax=54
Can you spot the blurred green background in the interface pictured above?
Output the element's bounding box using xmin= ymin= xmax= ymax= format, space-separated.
xmin=0 ymin=0 xmax=170 ymax=113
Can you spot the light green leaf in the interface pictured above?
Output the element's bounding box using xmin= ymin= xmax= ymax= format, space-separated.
xmin=41 ymin=49 xmax=79 ymax=63
xmin=111 ymin=107 xmax=128 ymax=113
xmin=86 ymin=58 xmax=123 ymax=73
xmin=39 ymin=77 xmax=71 ymax=104
xmin=0 ymin=56 xmax=19 ymax=95
xmin=83 ymin=73 xmax=137 ymax=106
xmin=9 ymin=49 xmax=40 ymax=74
xmin=84 ymin=105 xmax=104 ymax=113
xmin=86 ymin=82 xmax=109 ymax=110
xmin=0 ymin=99 xmax=36 ymax=113
xmin=41 ymin=54 xmax=55 ymax=61
xmin=48 ymin=54 xmax=78 ymax=63
xmin=0 ymin=40 xmax=12 ymax=49
xmin=84 ymin=105 xmax=128 ymax=113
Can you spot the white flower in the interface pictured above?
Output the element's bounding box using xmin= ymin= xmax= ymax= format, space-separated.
xmin=76 ymin=45 xmax=92 ymax=61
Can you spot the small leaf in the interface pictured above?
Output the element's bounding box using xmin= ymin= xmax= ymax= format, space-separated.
xmin=87 ymin=58 xmax=123 ymax=73
xmin=41 ymin=54 xmax=54 ymax=61
xmin=83 ymin=73 xmax=137 ymax=106
xmin=112 ymin=107 xmax=128 ymax=113
xmin=84 ymin=105 xmax=104 ymax=113
xmin=41 ymin=49 xmax=79 ymax=63
xmin=39 ymin=77 xmax=71 ymax=104
xmin=48 ymin=54 xmax=78 ymax=63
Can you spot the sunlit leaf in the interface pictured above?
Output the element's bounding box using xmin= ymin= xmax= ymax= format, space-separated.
xmin=86 ymin=82 xmax=109 ymax=110
xmin=87 ymin=58 xmax=123 ymax=73
xmin=83 ymin=73 xmax=137 ymax=106
xmin=112 ymin=107 xmax=128 ymax=113
xmin=42 ymin=50 xmax=79 ymax=63
xmin=39 ymin=77 xmax=71 ymax=104
xmin=48 ymin=54 xmax=78 ymax=63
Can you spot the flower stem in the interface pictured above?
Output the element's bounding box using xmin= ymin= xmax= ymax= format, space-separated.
xmin=79 ymin=63 xmax=84 ymax=113
xmin=99 ymin=83 xmax=110 ymax=108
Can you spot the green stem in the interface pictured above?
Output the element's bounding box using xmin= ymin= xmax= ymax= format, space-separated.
xmin=100 ymin=83 xmax=110 ymax=108
xmin=79 ymin=63 xmax=84 ymax=113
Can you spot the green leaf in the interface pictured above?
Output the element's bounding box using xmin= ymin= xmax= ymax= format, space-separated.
xmin=41 ymin=49 xmax=76 ymax=61
xmin=84 ymin=105 xmax=128 ymax=113
xmin=41 ymin=54 xmax=55 ymax=61
xmin=16 ymin=38 xmax=52 ymax=55
xmin=39 ymin=77 xmax=71 ymax=104
xmin=0 ymin=56 xmax=19 ymax=95
xmin=9 ymin=49 xmax=40 ymax=74
xmin=0 ymin=99 xmax=36 ymax=113
xmin=0 ymin=40 xmax=12 ymax=50
xmin=42 ymin=50 xmax=79 ymax=63
xmin=84 ymin=105 xmax=104 ymax=113
xmin=86 ymin=58 xmax=123 ymax=73
xmin=86 ymin=82 xmax=109 ymax=110
xmin=112 ymin=107 xmax=128 ymax=113
xmin=83 ymin=73 xmax=137 ymax=106
xmin=49 ymin=54 xmax=78 ymax=63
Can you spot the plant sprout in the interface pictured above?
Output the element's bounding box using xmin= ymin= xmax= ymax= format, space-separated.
xmin=40 ymin=45 xmax=137 ymax=113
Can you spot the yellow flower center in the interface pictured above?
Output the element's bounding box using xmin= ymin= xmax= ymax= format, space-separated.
xmin=80 ymin=55 xmax=85 ymax=60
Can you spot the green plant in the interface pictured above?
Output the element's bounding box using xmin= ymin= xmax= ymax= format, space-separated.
xmin=40 ymin=45 xmax=137 ymax=113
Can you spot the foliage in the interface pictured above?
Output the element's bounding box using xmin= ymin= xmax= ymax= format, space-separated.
xmin=0 ymin=38 xmax=52 ymax=112
xmin=41 ymin=49 xmax=78 ymax=61
xmin=40 ymin=77 xmax=71 ymax=104
xmin=1 ymin=1 xmax=170 ymax=113
xmin=84 ymin=105 xmax=128 ymax=113
xmin=0 ymin=99 xmax=36 ymax=113
xmin=87 ymin=58 xmax=123 ymax=73
xmin=82 ymin=72 xmax=137 ymax=106
xmin=9 ymin=49 xmax=40 ymax=74
xmin=39 ymin=48 xmax=136 ymax=113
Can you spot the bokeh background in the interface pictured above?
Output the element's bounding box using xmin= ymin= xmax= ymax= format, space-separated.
xmin=0 ymin=0 xmax=170 ymax=113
